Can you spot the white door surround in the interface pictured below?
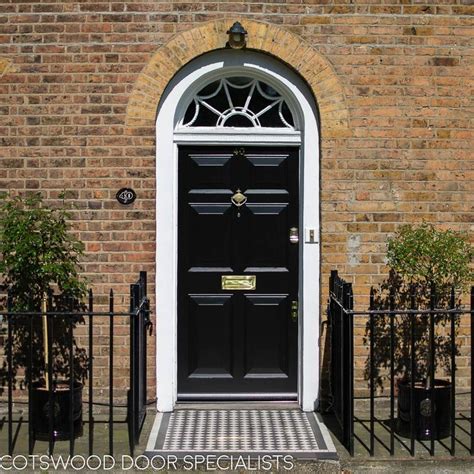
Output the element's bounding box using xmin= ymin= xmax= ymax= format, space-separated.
xmin=155 ymin=50 xmax=320 ymax=412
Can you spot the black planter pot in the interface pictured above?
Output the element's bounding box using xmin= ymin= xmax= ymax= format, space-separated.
xmin=396 ymin=379 xmax=451 ymax=440
xmin=31 ymin=380 xmax=83 ymax=441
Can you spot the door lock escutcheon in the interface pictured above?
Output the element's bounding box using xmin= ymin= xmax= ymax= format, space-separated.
xmin=291 ymin=300 xmax=298 ymax=322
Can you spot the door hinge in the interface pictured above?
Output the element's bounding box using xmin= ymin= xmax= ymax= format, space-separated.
xmin=291 ymin=300 xmax=298 ymax=322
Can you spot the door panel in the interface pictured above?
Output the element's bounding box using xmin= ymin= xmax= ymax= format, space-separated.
xmin=243 ymin=294 xmax=289 ymax=377
xmin=187 ymin=295 xmax=233 ymax=378
xmin=187 ymin=203 xmax=233 ymax=268
xmin=188 ymin=153 xmax=233 ymax=187
xmin=178 ymin=145 xmax=299 ymax=398
xmin=245 ymin=203 xmax=289 ymax=268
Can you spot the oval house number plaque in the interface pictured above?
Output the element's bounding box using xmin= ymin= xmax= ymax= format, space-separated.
xmin=116 ymin=188 xmax=136 ymax=205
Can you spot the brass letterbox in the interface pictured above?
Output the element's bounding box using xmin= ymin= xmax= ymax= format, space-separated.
xmin=221 ymin=275 xmax=256 ymax=291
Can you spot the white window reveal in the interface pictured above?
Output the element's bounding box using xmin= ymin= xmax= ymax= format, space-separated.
xmin=181 ymin=77 xmax=295 ymax=129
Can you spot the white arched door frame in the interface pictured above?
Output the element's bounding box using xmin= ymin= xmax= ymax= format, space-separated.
xmin=155 ymin=50 xmax=320 ymax=412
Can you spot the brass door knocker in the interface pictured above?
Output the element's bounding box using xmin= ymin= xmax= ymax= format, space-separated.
xmin=231 ymin=189 xmax=247 ymax=217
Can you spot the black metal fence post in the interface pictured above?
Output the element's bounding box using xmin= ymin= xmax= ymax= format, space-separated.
xmin=128 ymin=283 xmax=137 ymax=457
xmin=345 ymin=281 xmax=354 ymax=457
xmin=88 ymin=289 xmax=94 ymax=456
xmin=369 ymin=287 xmax=375 ymax=457
xmin=409 ymin=286 xmax=416 ymax=457
xmin=47 ymin=294 xmax=54 ymax=455
xmin=450 ymin=287 xmax=456 ymax=456
xmin=429 ymin=283 xmax=436 ymax=456
xmin=28 ymin=309 xmax=34 ymax=454
xmin=7 ymin=292 xmax=13 ymax=456
xmin=329 ymin=271 xmax=342 ymax=447
xmin=140 ymin=271 xmax=148 ymax=435
xmin=339 ymin=279 xmax=345 ymax=448
xmin=389 ymin=288 xmax=395 ymax=455
xmin=69 ymin=309 xmax=74 ymax=456
xmin=109 ymin=289 xmax=114 ymax=457
xmin=471 ymin=286 xmax=474 ymax=456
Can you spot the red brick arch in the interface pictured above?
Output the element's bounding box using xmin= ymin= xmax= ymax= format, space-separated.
xmin=125 ymin=19 xmax=350 ymax=138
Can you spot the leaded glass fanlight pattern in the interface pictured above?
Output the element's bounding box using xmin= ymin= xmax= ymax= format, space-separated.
xmin=182 ymin=77 xmax=295 ymax=129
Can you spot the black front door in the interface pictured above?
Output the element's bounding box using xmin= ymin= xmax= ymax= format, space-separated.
xmin=178 ymin=145 xmax=299 ymax=399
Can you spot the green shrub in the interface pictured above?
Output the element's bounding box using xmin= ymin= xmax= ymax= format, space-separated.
xmin=0 ymin=193 xmax=88 ymax=388
xmin=366 ymin=223 xmax=473 ymax=390
xmin=387 ymin=223 xmax=473 ymax=294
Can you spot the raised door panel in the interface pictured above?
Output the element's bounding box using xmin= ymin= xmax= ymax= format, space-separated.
xmin=243 ymin=294 xmax=290 ymax=378
xmin=186 ymin=202 xmax=233 ymax=269
xmin=244 ymin=203 xmax=289 ymax=269
xmin=188 ymin=153 xmax=233 ymax=188
xmin=186 ymin=294 xmax=233 ymax=378
xmin=246 ymin=153 xmax=290 ymax=188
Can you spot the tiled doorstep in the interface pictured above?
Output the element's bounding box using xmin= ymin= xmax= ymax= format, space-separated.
xmin=145 ymin=407 xmax=338 ymax=461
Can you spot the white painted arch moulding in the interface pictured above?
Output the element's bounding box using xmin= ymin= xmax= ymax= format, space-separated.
xmin=155 ymin=50 xmax=320 ymax=412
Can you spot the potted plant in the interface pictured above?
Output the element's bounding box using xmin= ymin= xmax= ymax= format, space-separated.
xmin=366 ymin=223 xmax=473 ymax=440
xmin=0 ymin=193 xmax=88 ymax=441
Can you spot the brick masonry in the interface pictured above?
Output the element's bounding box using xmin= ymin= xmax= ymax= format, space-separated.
xmin=0 ymin=2 xmax=473 ymax=400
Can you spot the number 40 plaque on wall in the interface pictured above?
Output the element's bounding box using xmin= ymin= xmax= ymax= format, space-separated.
xmin=116 ymin=188 xmax=137 ymax=205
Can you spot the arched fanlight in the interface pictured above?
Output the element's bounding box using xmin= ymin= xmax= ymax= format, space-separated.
xmin=182 ymin=77 xmax=295 ymax=129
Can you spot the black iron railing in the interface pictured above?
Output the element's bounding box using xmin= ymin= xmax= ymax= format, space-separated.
xmin=0 ymin=271 xmax=151 ymax=457
xmin=328 ymin=270 xmax=474 ymax=457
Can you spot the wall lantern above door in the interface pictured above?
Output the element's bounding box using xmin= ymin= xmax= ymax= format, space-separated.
xmin=226 ymin=22 xmax=247 ymax=49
